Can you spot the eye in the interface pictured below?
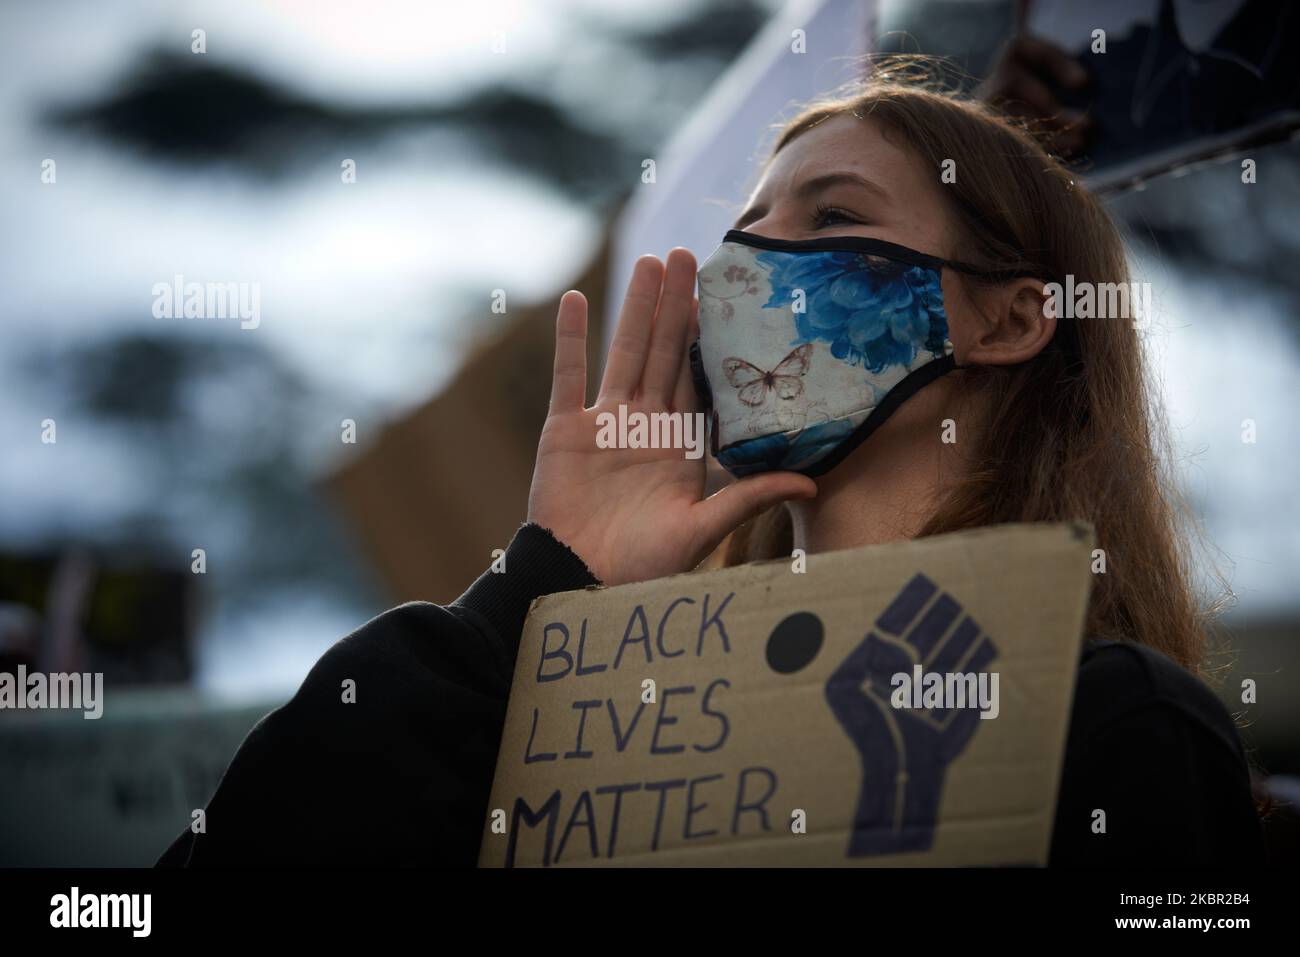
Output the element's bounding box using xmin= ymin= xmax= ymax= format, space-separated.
xmin=812 ymin=203 xmax=863 ymax=228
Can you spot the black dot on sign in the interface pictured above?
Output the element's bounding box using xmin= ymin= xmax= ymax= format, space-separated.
xmin=766 ymin=611 xmax=824 ymax=674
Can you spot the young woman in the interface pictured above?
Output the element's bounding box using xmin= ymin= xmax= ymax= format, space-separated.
xmin=160 ymin=75 xmax=1264 ymax=867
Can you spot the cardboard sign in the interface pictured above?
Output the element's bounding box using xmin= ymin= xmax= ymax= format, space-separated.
xmin=0 ymin=692 xmax=273 ymax=866
xmin=1028 ymin=0 xmax=1300 ymax=191
xmin=479 ymin=522 xmax=1095 ymax=867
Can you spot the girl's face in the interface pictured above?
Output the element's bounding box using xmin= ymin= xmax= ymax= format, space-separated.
xmin=733 ymin=113 xmax=980 ymax=361
xmin=735 ymin=113 xmax=952 ymax=256
xmin=734 ymin=112 xmax=1050 ymax=376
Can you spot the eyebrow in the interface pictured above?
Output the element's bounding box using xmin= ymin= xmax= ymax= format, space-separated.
xmin=733 ymin=171 xmax=890 ymax=229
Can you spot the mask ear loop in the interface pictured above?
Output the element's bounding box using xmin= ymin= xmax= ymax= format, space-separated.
xmin=802 ymin=258 xmax=1040 ymax=476
xmin=797 ymin=352 xmax=958 ymax=477
xmin=943 ymin=259 xmax=1042 ymax=282
xmin=932 ymin=260 xmax=1048 ymax=372
xmin=694 ymin=254 xmax=1046 ymax=478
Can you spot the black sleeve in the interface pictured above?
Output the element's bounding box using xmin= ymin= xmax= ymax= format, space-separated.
xmin=156 ymin=523 xmax=599 ymax=867
xmin=1049 ymin=640 xmax=1265 ymax=866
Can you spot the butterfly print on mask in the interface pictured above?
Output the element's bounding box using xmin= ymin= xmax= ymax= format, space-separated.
xmin=721 ymin=343 xmax=813 ymax=407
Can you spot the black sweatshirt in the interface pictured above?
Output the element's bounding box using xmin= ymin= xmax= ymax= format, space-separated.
xmin=158 ymin=523 xmax=1264 ymax=867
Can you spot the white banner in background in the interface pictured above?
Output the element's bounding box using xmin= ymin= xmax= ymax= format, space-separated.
xmin=603 ymin=0 xmax=876 ymax=353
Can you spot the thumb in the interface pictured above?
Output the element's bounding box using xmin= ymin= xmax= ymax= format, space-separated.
xmin=690 ymin=471 xmax=817 ymax=553
xmin=863 ymin=631 xmax=912 ymax=676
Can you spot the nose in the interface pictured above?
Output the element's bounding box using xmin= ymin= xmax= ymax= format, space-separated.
xmin=735 ymin=210 xmax=799 ymax=242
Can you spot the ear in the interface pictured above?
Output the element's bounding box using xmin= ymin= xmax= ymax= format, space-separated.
xmin=958 ymin=278 xmax=1057 ymax=367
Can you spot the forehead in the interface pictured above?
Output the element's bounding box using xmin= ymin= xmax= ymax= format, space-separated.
xmin=768 ymin=114 xmax=907 ymax=176
xmin=749 ymin=113 xmax=950 ymax=243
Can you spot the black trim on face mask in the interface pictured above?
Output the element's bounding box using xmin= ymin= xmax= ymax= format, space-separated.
xmin=796 ymin=353 xmax=959 ymax=478
xmin=722 ymin=229 xmax=1036 ymax=281
xmin=688 ymin=339 xmax=712 ymax=411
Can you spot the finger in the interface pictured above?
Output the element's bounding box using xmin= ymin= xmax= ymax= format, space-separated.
xmin=671 ymin=298 xmax=701 ymax=413
xmin=1061 ymin=107 xmax=1092 ymax=130
xmin=875 ymin=573 xmax=938 ymax=636
xmin=641 ymin=247 xmax=697 ymax=404
xmin=1050 ymin=123 xmax=1088 ymax=159
xmin=863 ymin=632 xmax=915 ymax=676
xmin=998 ymin=72 xmax=1060 ymax=119
xmin=928 ymin=615 xmax=980 ymax=673
xmin=598 ymin=255 xmax=665 ymax=403
xmin=690 ymin=471 xmax=817 ymax=554
xmin=908 ymin=591 xmax=960 ymax=659
xmin=549 ymin=290 xmax=589 ymax=413
xmin=1012 ymin=34 xmax=1088 ymax=90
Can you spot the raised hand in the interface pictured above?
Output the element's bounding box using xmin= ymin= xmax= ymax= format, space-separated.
xmin=526 ymin=249 xmax=817 ymax=587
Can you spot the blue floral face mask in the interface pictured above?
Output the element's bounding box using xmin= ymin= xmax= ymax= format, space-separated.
xmin=690 ymin=229 xmax=998 ymax=478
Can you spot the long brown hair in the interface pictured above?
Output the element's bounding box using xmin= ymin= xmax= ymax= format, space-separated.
xmin=723 ymin=63 xmax=1222 ymax=674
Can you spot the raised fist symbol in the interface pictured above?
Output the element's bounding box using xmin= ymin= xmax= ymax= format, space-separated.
xmin=824 ymin=573 xmax=997 ymax=857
